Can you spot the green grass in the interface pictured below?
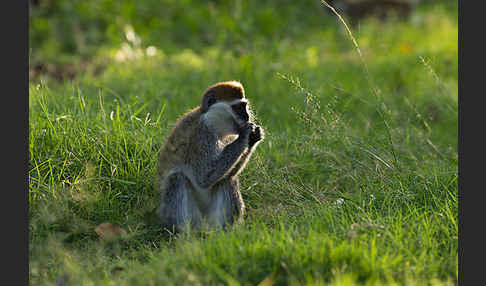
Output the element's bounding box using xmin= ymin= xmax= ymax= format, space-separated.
xmin=29 ymin=2 xmax=457 ymax=285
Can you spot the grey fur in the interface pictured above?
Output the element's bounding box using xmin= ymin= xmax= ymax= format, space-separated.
xmin=157 ymin=98 xmax=263 ymax=233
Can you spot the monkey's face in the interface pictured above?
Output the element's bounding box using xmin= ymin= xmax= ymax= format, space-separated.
xmin=203 ymin=99 xmax=251 ymax=137
xmin=230 ymin=99 xmax=250 ymax=125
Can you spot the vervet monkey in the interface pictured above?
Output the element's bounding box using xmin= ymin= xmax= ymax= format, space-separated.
xmin=156 ymin=81 xmax=264 ymax=233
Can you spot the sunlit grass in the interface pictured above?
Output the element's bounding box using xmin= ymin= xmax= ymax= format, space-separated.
xmin=29 ymin=2 xmax=457 ymax=285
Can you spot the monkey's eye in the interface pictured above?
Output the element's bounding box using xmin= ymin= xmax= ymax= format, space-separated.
xmin=232 ymin=104 xmax=243 ymax=113
xmin=207 ymin=97 xmax=217 ymax=107
xmin=232 ymin=103 xmax=249 ymax=121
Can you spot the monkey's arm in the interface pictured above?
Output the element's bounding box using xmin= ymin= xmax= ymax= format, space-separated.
xmin=193 ymin=124 xmax=253 ymax=189
xmin=227 ymin=148 xmax=251 ymax=177
xmin=227 ymin=137 xmax=261 ymax=177
xmin=227 ymin=125 xmax=264 ymax=177
xmin=198 ymin=137 xmax=248 ymax=188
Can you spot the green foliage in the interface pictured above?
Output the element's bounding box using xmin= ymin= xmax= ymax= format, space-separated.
xmin=29 ymin=0 xmax=324 ymax=62
xmin=29 ymin=1 xmax=457 ymax=285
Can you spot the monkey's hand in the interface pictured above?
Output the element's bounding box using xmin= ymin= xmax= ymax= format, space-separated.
xmin=238 ymin=122 xmax=255 ymax=138
xmin=248 ymin=125 xmax=264 ymax=147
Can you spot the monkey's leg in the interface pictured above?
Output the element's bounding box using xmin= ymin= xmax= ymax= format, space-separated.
xmin=227 ymin=177 xmax=245 ymax=224
xmin=159 ymin=172 xmax=200 ymax=233
xmin=206 ymin=177 xmax=245 ymax=227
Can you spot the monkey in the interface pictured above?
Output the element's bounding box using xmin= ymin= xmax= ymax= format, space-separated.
xmin=156 ymin=81 xmax=264 ymax=233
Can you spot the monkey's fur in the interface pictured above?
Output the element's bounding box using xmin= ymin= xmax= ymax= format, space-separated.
xmin=156 ymin=81 xmax=264 ymax=233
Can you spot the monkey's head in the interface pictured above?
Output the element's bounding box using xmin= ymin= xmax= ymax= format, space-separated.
xmin=201 ymin=81 xmax=252 ymax=137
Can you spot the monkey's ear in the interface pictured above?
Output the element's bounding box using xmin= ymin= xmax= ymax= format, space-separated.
xmin=201 ymin=91 xmax=217 ymax=113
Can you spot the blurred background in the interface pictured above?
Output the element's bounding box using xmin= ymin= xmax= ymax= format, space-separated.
xmin=29 ymin=0 xmax=457 ymax=83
